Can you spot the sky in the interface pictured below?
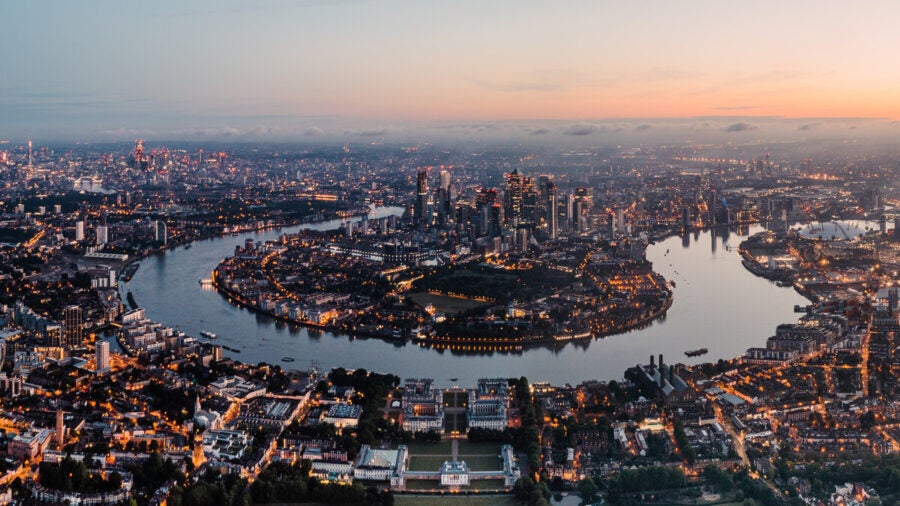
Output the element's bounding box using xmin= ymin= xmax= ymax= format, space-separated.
xmin=3 ymin=1 xmax=900 ymax=142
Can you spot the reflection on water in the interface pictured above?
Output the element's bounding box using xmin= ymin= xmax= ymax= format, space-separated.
xmin=125 ymin=215 xmax=808 ymax=386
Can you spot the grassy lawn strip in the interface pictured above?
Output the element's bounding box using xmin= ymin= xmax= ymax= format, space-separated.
xmin=408 ymin=292 xmax=489 ymax=314
xmin=408 ymin=455 xmax=448 ymax=472
xmin=462 ymin=455 xmax=502 ymax=472
xmin=405 ymin=441 xmax=453 ymax=455
xmin=456 ymin=441 xmax=500 ymax=455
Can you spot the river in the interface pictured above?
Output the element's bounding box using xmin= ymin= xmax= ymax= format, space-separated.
xmin=123 ymin=211 xmax=807 ymax=386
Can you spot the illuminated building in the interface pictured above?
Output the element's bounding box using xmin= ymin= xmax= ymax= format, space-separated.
xmin=414 ymin=168 xmax=429 ymax=229
xmin=63 ymin=305 xmax=83 ymax=347
xmin=154 ymin=220 xmax=167 ymax=245
xmin=96 ymin=340 xmax=110 ymax=372
xmin=504 ymin=169 xmax=524 ymax=226
xmin=56 ymin=410 xmax=65 ymax=449
xmin=96 ymin=225 xmax=108 ymax=245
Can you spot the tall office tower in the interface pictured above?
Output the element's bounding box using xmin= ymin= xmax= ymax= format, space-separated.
xmin=522 ymin=177 xmax=539 ymax=226
xmin=546 ymin=183 xmax=558 ymax=239
xmin=414 ymin=169 xmax=429 ymax=228
xmin=27 ymin=140 xmax=32 ymax=168
xmin=517 ymin=228 xmax=529 ymax=252
xmin=63 ymin=305 xmax=83 ymax=347
xmin=96 ymin=340 xmax=110 ymax=372
xmin=438 ymin=170 xmax=452 ymax=220
xmin=616 ymin=207 xmax=627 ymax=235
xmin=155 ymin=220 xmax=167 ymax=245
xmin=559 ymin=193 xmax=572 ymax=233
xmin=344 ymin=220 xmax=354 ymax=239
xmin=574 ymin=186 xmax=593 ymax=205
xmin=96 ymin=225 xmax=108 ymax=245
xmin=709 ymin=189 xmax=717 ymax=226
xmin=475 ymin=189 xmax=500 ymax=237
xmin=45 ymin=325 xmax=62 ymax=347
xmin=439 ymin=170 xmax=451 ymax=194
xmin=489 ymin=204 xmax=503 ymax=238
xmin=573 ymin=200 xmax=585 ymax=233
xmin=75 ymin=220 xmax=84 ymax=241
xmin=504 ymin=169 xmax=524 ymax=225
xmin=56 ymin=410 xmax=65 ymax=448
xmin=573 ymin=188 xmax=591 ymax=232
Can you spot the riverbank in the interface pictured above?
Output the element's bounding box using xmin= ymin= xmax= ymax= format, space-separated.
xmin=212 ymin=251 xmax=675 ymax=352
xmin=117 ymin=209 xmax=358 ymax=298
xmin=211 ymin=268 xmax=415 ymax=342
xmin=736 ymin=242 xmax=820 ymax=305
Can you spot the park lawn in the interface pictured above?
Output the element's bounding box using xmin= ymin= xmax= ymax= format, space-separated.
xmin=456 ymin=440 xmax=501 ymax=456
xmin=408 ymin=455 xmax=448 ymax=472
xmin=463 ymin=454 xmax=502 ymax=472
xmin=405 ymin=440 xmax=453 ymax=455
xmin=408 ymin=291 xmax=490 ymax=314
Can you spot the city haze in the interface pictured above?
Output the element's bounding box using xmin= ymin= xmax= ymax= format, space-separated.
xmin=4 ymin=1 xmax=900 ymax=142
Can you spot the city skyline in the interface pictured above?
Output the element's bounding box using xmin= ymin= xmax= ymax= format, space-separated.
xmin=6 ymin=2 xmax=900 ymax=503
xmin=4 ymin=1 xmax=900 ymax=141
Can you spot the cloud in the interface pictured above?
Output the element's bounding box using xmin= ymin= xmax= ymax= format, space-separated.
xmin=530 ymin=128 xmax=551 ymax=135
xmin=352 ymin=128 xmax=388 ymax=137
xmin=723 ymin=122 xmax=758 ymax=133
xmin=797 ymin=122 xmax=822 ymax=131
xmin=252 ymin=125 xmax=286 ymax=136
xmin=562 ymin=123 xmax=601 ymax=136
xmin=95 ymin=127 xmax=157 ymax=138
xmin=303 ymin=126 xmax=325 ymax=137
xmin=635 ymin=124 xmax=652 ymax=131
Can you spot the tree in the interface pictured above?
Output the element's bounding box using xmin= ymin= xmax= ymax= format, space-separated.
xmin=577 ymin=477 xmax=598 ymax=504
xmin=703 ymin=464 xmax=734 ymax=492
